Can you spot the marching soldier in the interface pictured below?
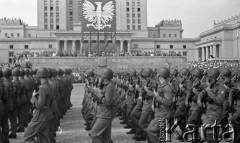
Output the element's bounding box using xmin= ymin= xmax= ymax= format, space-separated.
xmin=2 ymin=68 xmax=14 ymax=143
xmin=24 ymin=67 xmax=53 ymax=143
xmin=89 ymin=68 xmax=116 ymax=143
xmin=146 ymin=67 xmax=174 ymax=143
xmin=0 ymin=69 xmax=7 ymax=142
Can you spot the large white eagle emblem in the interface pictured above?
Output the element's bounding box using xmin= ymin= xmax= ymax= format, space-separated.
xmin=83 ymin=0 xmax=115 ymax=30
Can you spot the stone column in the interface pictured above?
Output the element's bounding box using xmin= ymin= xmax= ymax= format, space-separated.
xmin=212 ymin=45 xmax=217 ymax=58
xmin=120 ymin=40 xmax=124 ymax=52
xmin=127 ymin=40 xmax=131 ymax=53
xmin=80 ymin=41 xmax=83 ymax=54
xmin=56 ymin=40 xmax=60 ymax=53
xmin=64 ymin=40 xmax=68 ymax=52
xmin=206 ymin=46 xmax=209 ymax=60
xmin=72 ymin=40 xmax=76 ymax=54
xmin=210 ymin=45 xmax=213 ymax=57
xmin=202 ymin=47 xmax=205 ymax=61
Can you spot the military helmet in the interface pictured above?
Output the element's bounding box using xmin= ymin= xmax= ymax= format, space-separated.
xmin=207 ymin=68 xmax=220 ymax=79
xmin=142 ymin=68 xmax=153 ymax=77
xmin=33 ymin=68 xmax=37 ymax=75
xmin=85 ymin=69 xmax=94 ymax=77
xmin=100 ymin=68 xmax=113 ymax=80
xmin=3 ymin=68 xmax=12 ymax=78
xmin=51 ymin=68 xmax=57 ymax=77
xmin=57 ymin=68 xmax=64 ymax=76
xmin=130 ymin=69 xmax=137 ymax=76
xmin=157 ymin=67 xmax=170 ymax=79
xmin=221 ymin=69 xmax=231 ymax=78
xmin=0 ymin=69 xmax=3 ymax=78
xmin=36 ymin=67 xmax=50 ymax=78
xmin=191 ymin=68 xmax=204 ymax=78
xmin=180 ymin=68 xmax=190 ymax=76
xmin=19 ymin=68 xmax=25 ymax=76
xmin=12 ymin=68 xmax=20 ymax=76
xmin=24 ymin=68 xmax=30 ymax=75
xmin=136 ymin=68 xmax=143 ymax=76
xmin=64 ymin=69 xmax=69 ymax=75
xmin=48 ymin=68 xmax=53 ymax=78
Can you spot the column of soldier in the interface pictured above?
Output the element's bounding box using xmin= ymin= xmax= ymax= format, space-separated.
xmin=0 ymin=67 xmax=74 ymax=143
xmin=82 ymin=67 xmax=240 ymax=143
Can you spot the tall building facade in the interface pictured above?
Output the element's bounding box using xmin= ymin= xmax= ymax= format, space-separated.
xmin=38 ymin=0 xmax=82 ymax=31
xmin=38 ymin=0 xmax=147 ymax=31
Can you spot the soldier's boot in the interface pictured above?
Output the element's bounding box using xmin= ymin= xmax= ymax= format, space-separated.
xmin=126 ymin=128 xmax=135 ymax=134
xmin=135 ymin=133 xmax=146 ymax=141
xmin=8 ymin=132 xmax=17 ymax=139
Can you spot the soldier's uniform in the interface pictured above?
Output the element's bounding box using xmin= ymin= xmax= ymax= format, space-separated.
xmin=0 ymin=70 xmax=7 ymax=142
xmin=24 ymin=67 xmax=53 ymax=143
xmin=3 ymin=68 xmax=14 ymax=143
xmin=89 ymin=68 xmax=115 ymax=143
xmin=146 ymin=67 xmax=174 ymax=143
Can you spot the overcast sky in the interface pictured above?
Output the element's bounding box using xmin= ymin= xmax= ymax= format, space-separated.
xmin=0 ymin=0 xmax=239 ymax=38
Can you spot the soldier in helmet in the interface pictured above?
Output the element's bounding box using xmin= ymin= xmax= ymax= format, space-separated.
xmin=173 ymin=68 xmax=193 ymax=141
xmin=0 ymin=69 xmax=7 ymax=142
xmin=134 ymin=68 xmax=155 ymax=141
xmin=57 ymin=68 xmax=65 ymax=118
xmin=24 ymin=67 xmax=53 ymax=143
xmin=89 ymin=68 xmax=116 ymax=143
xmin=197 ymin=68 xmax=227 ymax=142
xmin=17 ymin=68 xmax=28 ymax=132
xmin=2 ymin=68 xmax=14 ymax=143
xmin=24 ymin=68 xmax=33 ymax=122
xmin=9 ymin=68 xmax=21 ymax=138
xmin=146 ymin=67 xmax=174 ymax=143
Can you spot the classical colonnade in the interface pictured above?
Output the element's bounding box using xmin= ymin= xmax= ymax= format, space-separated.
xmin=198 ymin=44 xmax=219 ymax=61
xmin=56 ymin=39 xmax=132 ymax=54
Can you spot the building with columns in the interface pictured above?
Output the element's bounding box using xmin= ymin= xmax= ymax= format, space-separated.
xmin=196 ymin=14 xmax=240 ymax=61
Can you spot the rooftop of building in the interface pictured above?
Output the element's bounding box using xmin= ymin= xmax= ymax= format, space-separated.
xmin=214 ymin=13 xmax=240 ymax=28
xmin=0 ymin=18 xmax=28 ymax=26
xmin=155 ymin=19 xmax=182 ymax=27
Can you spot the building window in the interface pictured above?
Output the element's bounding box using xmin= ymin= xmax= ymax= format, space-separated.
xmin=70 ymin=17 xmax=73 ymax=21
xmin=44 ymin=7 xmax=47 ymax=11
xmin=9 ymin=45 xmax=13 ymax=49
xmin=56 ymin=25 xmax=59 ymax=29
xmin=44 ymin=18 xmax=48 ymax=23
xmin=127 ymin=19 xmax=130 ymax=23
xmin=50 ymin=25 xmax=54 ymax=29
xmin=24 ymin=45 xmax=29 ymax=49
xmin=153 ymin=35 xmax=156 ymax=38
xmin=11 ymin=33 xmax=14 ymax=37
xmin=127 ymin=8 xmax=129 ymax=12
xmin=183 ymin=51 xmax=187 ymax=56
xmin=132 ymin=8 xmax=135 ymax=11
xmin=132 ymin=14 xmax=135 ymax=18
xmin=132 ymin=19 xmax=135 ymax=23
xmin=56 ymin=13 xmax=59 ymax=17
xmin=49 ymin=44 xmax=53 ymax=49
xmin=137 ymin=8 xmax=141 ymax=12
xmin=163 ymin=34 xmax=166 ymax=38
xmin=170 ymin=45 xmax=173 ymax=49
xmin=169 ymin=34 xmax=171 ymax=38
xmin=28 ymin=34 xmax=31 ymax=37
xmin=5 ymin=33 xmax=8 ymax=37
xmin=44 ymin=12 xmax=48 ymax=17
xmin=138 ymin=19 xmax=141 ymax=23
xmin=156 ymin=45 xmax=160 ymax=49
xmin=183 ymin=45 xmax=186 ymax=49
xmin=44 ymin=25 xmax=48 ymax=29
xmin=137 ymin=2 xmax=140 ymax=6
xmin=174 ymin=34 xmax=177 ymax=37
xmin=17 ymin=33 xmax=20 ymax=37
xmin=50 ymin=7 xmax=53 ymax=11
xmin=132 ymin=2 xmax=135 ymax=6
xmin=70 ymin=11 xmax=73 ymax=15
xmin=138 ymin=25 xmax=141 ymax=30
xmin=56 ymin=18 xmax=59 ymax=23
xmin=56 ymin=7 xmax=59 ymax=11
xmin=127 ymin=25 xmax=130 ymax=30
xmin=132 ymin=25 xmax=135 ymax=30
xmin=138 ymin=14 xmax=141 ymax=18
xmin=50 ymin=12 xmax=53 ymax=17
xmin=127 ymin=13 xmax=130 ymax=18
xmin=50 ymin=18 xmax=53 ymax=23
xmin=127 ymin=2 xmax=129 ymax=6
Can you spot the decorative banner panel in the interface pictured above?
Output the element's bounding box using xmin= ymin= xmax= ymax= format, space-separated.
xmin=82 ymin=0 xmax=116 ymax=32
